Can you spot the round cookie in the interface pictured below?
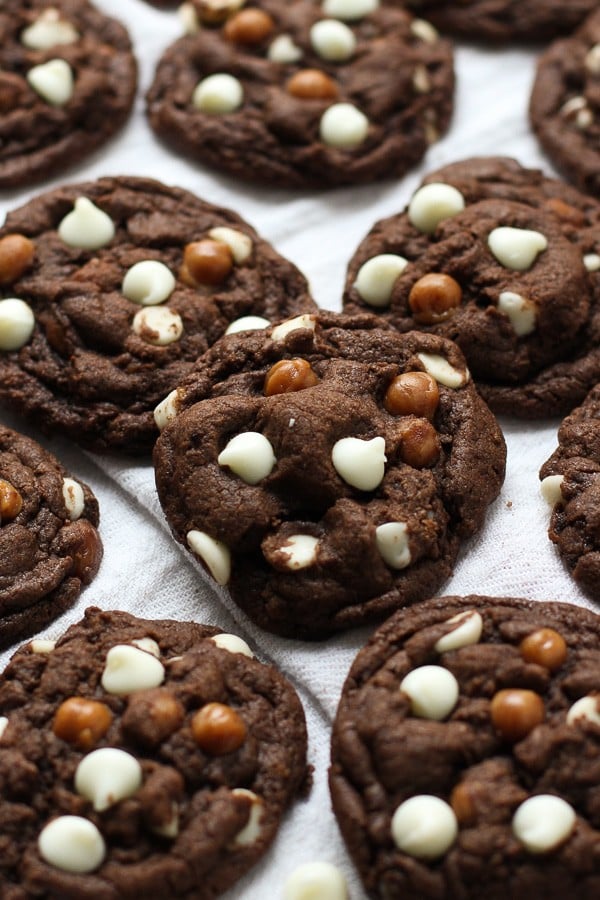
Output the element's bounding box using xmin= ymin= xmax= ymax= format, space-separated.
xmin=0 ymin=176 xmax=315 ymax=454
xmin=153 ymin=312 xmax=506 ymax=639
xmin=146 ymin=0 xmax=454 ymax=189
xmin=530 ymin=9 xmax=600 ymax=199
xmin=0 ymin=607 xmax=308 ymax=898
xmin=0 ymin=0 xmax=137 ymax=188
xmin=0 ymin=425 xmax=102 ymax=652
xmin=330 ymin=594 xmax=600 ymax=899
xmin=540 ymin=384 xmax=600 ymax=601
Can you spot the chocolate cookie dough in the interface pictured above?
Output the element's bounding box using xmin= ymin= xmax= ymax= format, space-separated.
xmin=0 ymin=607 xmax=308 ymax=899
xmin=343 ymin=162 xmax=600 ymax=417
xmin=0 ymin=176 xmax=314 ymax=454
xmin=0 ymin=426 xmax=101 ymax=652
xmin=153 ymin=312 xmax=505 ymax=639
xmin=146 ymin=0 xmax=454 ymax=188
xmin=330 ymin=595 xmax=600 ymax=899
xmin=530 ymin=9 xmax=600 ymax=198
xmin=0 ymin=0 xmax=137 ymax=188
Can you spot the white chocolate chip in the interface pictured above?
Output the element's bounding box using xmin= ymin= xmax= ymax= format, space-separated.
xmin=154 ymin=389 xmax=180 ymax=431
xmin=0 ymin=716 xmax=8 ymax=739
xmin=310 ymin=19 xmax=356 ymax=61
xmin=192 ymin=73 xmax=243 ymax=114
xmin=576 ymin=107 xmax=593 ymax=130
xmin=179 ymin=2 xmax=200 ymax=33
xmin=375 ymin=522 xmax=411 ymax=569
xmin=417 ymin=352 xmax=468 ymax=388
xmin=488 ymin=227 xmax=548 ymax=271
xmin=62 ymin=477 xmax=84 ymax=521
xmin=187 ymin=530 xmax=231 ymax=585
xmin=497 ymin=291 xmax=536 ymax=336
xmin=232 ymin=789 xmax=264 ymax=846
xmin=75 ymin=748 xmax=142 ymax=812
xmin=410 ymin=18 xmax=439 ymax=42
xmin=585 ymin=43 xmax=600 ymax=75
xmin=208 ymin=226 xmax=253 ymax=263
xmin=283 ymin=861 xmax=348 ymax=900
xmin=131 ymin=637 xmax=160 ymax=657
xmin=267 ymin=34 xmax=303 ymax=63
xmin=225 ymin=315 xmax=270 ymax=334
xmin=408 ymin=183 xmax=465 ymax=234
xmin=271 ymin=314 xmax=316 ymax=342
xmin=122 ymin=260 xmax=176 ymax=307
xmin=567 ymin=694 xmax=600 ymax=726
xmin=412 ymin=64 xmax=430 ymax=93
xmin=353 ymin=254 xmax=408 ymax=307
xmin=319 ymin=102 xmax=369 ymax=148
xmin=332 ymin=436 xmax=386 ymax=491
xmin=0 ymin=298 xmax=35 ymax=351
xmin=218 ymin=431 xmax=276 ymax=484
xmin=58 ymin=198 xmax=115 ymax=250
xmin=132 ymin=306 xmax=183 ymax=346
xmin=400 ymin=665 xmax=459 ymax=720
xmin=512 ymin=795 xmax=576 ymax=854
xmin=27 ymin=58 xmax=74 ymax=106
xmin=211 ymin=633 xmax=254 ymax=657
xmin=21 ymin=8 xmax=79 ymax=49
xmin=435 ymin=610 xmax=483 ymax=653
xmin=584 ymin=253 xmax=600 ymax=272
xmin=322 ymin=0 xmax=379 ymax=21
xmin=39 ymin=816 xmax=106 ymax=873
xmin=101 ymin=644 xmax=165 ymax=695
xmin=561 ymin=96 xmax=588 ymax=117
xmin=153 ymin=804 xmax=179 ymax=838
xmin=278 ymin=534 xmax=319 ymax=570
xmin=391 ymin=795 xmax=458 ymax=859
xmin=30 ymin=639 xmax=56 ymax=654
xmin=540 ymin=474 xmax=564 ymax=505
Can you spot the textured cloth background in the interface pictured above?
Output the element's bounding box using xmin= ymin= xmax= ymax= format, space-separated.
xmin=0 ymin=3 xmax=595 ymax=896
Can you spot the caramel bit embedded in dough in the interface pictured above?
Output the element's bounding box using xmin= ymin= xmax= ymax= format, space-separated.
xmin=0 ymin=234 xmax=35 ymax=285
xmin=61 ymin=520 xmax=103 ymax=583
xmin=53 ymin=697 xmax=113 ymax=750
xmin=180 ymin=239 xmax=234 ymax=286
xmin=397 ymin=418 xmax=440 ymax=468
xmin=490 ymin=689 xmax=545 ymax=742
xmin=408 ymin=273 xmax=462 ymax=324
xmin=224 ymin=8 xmax=275 ymax=44
xmin=544 ymin=197 xmax=586 ymax=228
xmin=191 ymin=702 xmax=247 ymax=755
xmin=449 ymin=782 xmax=477 ymax=825
xmin=264 ymin=358 xmax=320 ymax=395
xmin=519 ymin=628 xmax=567 ymax=672
xmin=286 ymin=69 xmax=339 ymax=100
xmin=384 ymin=371 xmax=439 ymax=420
xmin=0 ymin=479 xmax=23 ymax=523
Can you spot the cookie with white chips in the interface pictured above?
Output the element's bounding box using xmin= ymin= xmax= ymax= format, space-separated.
xmin=146 ymin=0 xmax=454 ymax=188
xmin=0 ymin=607 xmax=308 ymax=899
xmin=330 ymin=594 xmax=600 ymax=899
xmin=0 ymin=425 xmax=101 ymax=651
xmin=0 ymin=176 xmax=314 ymax=453
xmin=153 ymin=312 xmax=505 ymax=638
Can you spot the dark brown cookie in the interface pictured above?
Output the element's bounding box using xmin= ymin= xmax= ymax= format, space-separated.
xmin=540 ymin=384 xmax=600 ymax=601
xmin=0 ymin=0 xmax=137 ymax=188
xmin=146 ymin=0 xmax=454 ymax=188
xmin=0 ymin=607 xmax=308 ymax=899
xmin=343 ymin=165 xmax=600 ymax=417
xmin=0 ymin=426 xmax=102 ymax=652
xmin=153 ymin=312 xmax=505 ymax=639
xmin=330 ymin=594 xmax=600 ymax=899
xmin=0 ymin=176 xmax=315 ymax=454
xmin=530 ymin=9 xmax=600 ymax=198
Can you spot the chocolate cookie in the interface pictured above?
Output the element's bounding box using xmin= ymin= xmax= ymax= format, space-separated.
xmin=540 ymin=384 xmax=600 ymax=601
xmin=330 ymin=594 xmax=600 ymax=899
xmin=0 ymin=426 xmax=102 ymax=652
xmin=146 ymin=0 xmax=454 ymax=188
xmin=343 ymin=168 xmax=599 ymax=417
xmin=0 ymin=176 xmax=314 ymax=454
xmin=153 ymin=312 xmax=505 ymax=639
xmin=0 ymin=607 xmax=308 ymax=899
xmin=0 ymin=0 xmax=137 ymax=188
xmin=530 ymin=9 xmax=600 ymax=198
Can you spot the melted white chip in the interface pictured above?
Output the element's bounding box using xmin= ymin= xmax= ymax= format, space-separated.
xmin=179 ymin=2 xmax=200 ymax=33
xmin=131 ymin=637 xmax=161 ymax=657
xmin=279 ymin=534 xmax=319 ymax=570
xmin=218 ymin=432 xmax=276 ymax=484
xmin=435 ymin=610 xmax=483 ymax=653
xmin=211 ymin=633 xmax=254 ymax=658
xmin=583 ymin=253 xmax=600 ymax=272
xmin=30 ymin=639 xmax=56 ymax=654
xmin=27 ymin=58 xmax=73 ymax=106
xmin=512 ymin=795 xmax=576 ymax=853
xmin=540 ymin=474 xmax=564 ymax=506
xmin=567 ymin=695 xmax=600 ymax=727
xmin=268 ymin=33 xmax=303 ymax=63
xmin=320 ymin=102 xmax=369 ymax=148
xmin=101 ymin=644 xmax=165 ymax=695
xmin=310 ymin=19 xmax=356 ymax=61
xmin=208 ymin=226 xmax=253 ymax=263
xmin=417 ymin=352 xmax=468 ymax=388
xmin=0 ymin=717 xmax=8 ymax=739
xmin=21 ymin=8 xmax=79 ymax=49
xmin=122 ymin=260 xmax=176 ymax=306
xmin=497 ymin=291 xmax=536 ymax=336
xmin=192 ymin=74 xmax=244 ymax=114
xmin=400 ymin=665 xmax=459 ymax=720
xmin=232 ymin=789 xmax=264 ymax=845
xmin=38 ymin=816 xmax=106 ymax=873
xmin=391 ymin=795 xmax=458 ymax=859
xmin=271 ymin=314 xmax=316 ymax=341
xmin=62 ymin=477 xmax=84 ymax=521
xmin=154 ymin=389 xmax=180 ymax=431
xmin=133 ymin=306 xmax=183 ymax=346
xmin=187 ymin=530 xmax=231 ymax=585
xmin=410 ymin=18 xmax=439 ymax=42
xmin=375 ymin=522 xmax=411 ymax=569
xmin=58 ymin=198 xmax=115 ymax=250
xmin=283 ymin=861 xmax=348 ymax=900
xmin=488 ymin=227 xmax=548 ymax=271
xmin=408 ymin=183 xmax=465 ymax=234
xmin=332 ymin=436 xmax=386 ymax=491
xmin=0 ymin=298 xmax=35 ymax=351
xmin=353 ymin=254 xmax=408 ymax=307
xmin=322 ymin=0 xmax=379 ymax=21
xmin=225 ymin=315 xmax=270 ymax=334
xmin=75 ymin=748 xmax=142 ymax=812
xmin=585 ymin=43 xmax=600 ymax=75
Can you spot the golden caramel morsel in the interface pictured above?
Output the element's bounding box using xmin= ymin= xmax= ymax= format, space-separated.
xmin=191 ymin=702 xmax=247 ymax=755
xmin=490 ymin=688 xmax=545 ymax=742
xmin=0 ymin=234 xmax=35 ymax=285
xmin=398 ymin=418 xmax=441 ymax=468
xmin=449 ymin=782 xmax=477 ymax=826
xmin=65 ymin=520 xmax=103 ymax=583
xmin=53 ymin=697 xmax=113 ymax=750
xmin=264 ymin=357 xmax=320 ymax=396
xmin=286 ymin=69 xmax=339 ymax=100
xmin=519 ymin=628 xmax=568 ymax=672
xmin=0 ymin=479 xmax=23 ymax=523
xmin=195 ymin=0 xmax=244 ymax=25
xmin=224 ymin=8 xmax=275 ymax=44
xmin=544 ymin=197 xmax=586 ymax=228
xmin=180 ymin=239 xmax=234 ymax=287
xmin=408 ymin=273 xmax=462 ymax=324
xmin=384 ymin=371 xmax=439 ymax=420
